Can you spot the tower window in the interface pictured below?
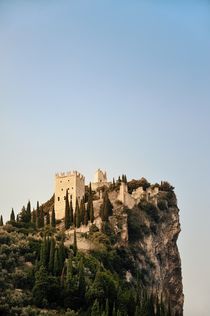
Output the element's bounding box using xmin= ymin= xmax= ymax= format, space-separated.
xmin=64 ymin=196 xmax=66 ymax=200
xmin=61 ymin=188 xmax=63 ymax=191
xmin=58 ymin=197 xmax=60 ymax=201
xmin=60 ymin=180 xmax=62 ymax=183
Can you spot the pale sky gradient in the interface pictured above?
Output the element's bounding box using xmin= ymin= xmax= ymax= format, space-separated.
xmin=0 ymin=1 xmax=210 ymax=315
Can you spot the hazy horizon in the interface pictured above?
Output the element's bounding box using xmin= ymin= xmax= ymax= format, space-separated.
xmin=1 ymin=1 xmax=210 ymax=315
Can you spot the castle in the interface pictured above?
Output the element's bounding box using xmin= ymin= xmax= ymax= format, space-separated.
xmin=54 ymin=169 xmax=110 ymax=219
xmin=54 ymin=169 xmax=159 ymax=219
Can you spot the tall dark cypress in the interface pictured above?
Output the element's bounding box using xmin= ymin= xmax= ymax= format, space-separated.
xmin=80 ymin=198 xmax=85 ymax=225
xmin=64 ymin=190 xmax=70 ymax=229
xmin=100 ymin=191 xmax=113 ymax=221
xmin=39 ymin=206 xmax=44 ymax=228
xmin=69 ymin=199 xmax=73 ymax=226
xmin=40 ymin=235 xmax=47 ymax=268
xmin=73 ymin=229 xmax=77 ymax=256
xmin=53 ymin=247 xmax=59 ymax=276
xmin=75 ymin=198 xmax=81 ymax=228
xmin=78 ymin=258 xmax=86 ymax=299
xmin=87 ymin=183 xmax=94 ymax=223
xmin=46 ymin=212 xmax=50 ymax=226
xmin=58 ymin=238 xmax=65 ymax=272
xmin=32 ymin=209 xmax=36 ymax=225
xmin=49 ymin=237 xmax=55 ymax=273
xmin=10 ymin=208 xmax=15 ymax=221
xmin=36 ymin=201 xmax=40 ymax=228
xmin=0 ymin=215 xmax=3 ymax=226
xmin=26 ymin=200 xmax=31 ymax=222
xmin=84 ymin=203 xmax=88 ymax=226
xmin=51 ymin=208 xmax=56 ymax=227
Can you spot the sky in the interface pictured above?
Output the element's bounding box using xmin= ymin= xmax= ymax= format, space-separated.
xmin=0 ymin=1 xmax=210 ymax=315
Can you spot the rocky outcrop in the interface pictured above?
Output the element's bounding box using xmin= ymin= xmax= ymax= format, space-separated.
xmin=109 ymin=184 xmax=184 ymax=316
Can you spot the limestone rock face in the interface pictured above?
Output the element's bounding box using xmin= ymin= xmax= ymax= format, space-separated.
xmin=109 ymin=187 xmax=184 ymax=316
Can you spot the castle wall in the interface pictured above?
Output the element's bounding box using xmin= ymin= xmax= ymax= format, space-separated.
xmin=54 ymin=171 xmax=85 ymax=219
xmin=118 ymin=183 xmax=159 ymax=209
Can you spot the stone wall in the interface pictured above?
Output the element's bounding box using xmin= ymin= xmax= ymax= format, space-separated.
xmin=54 ymin=171 xmax=85 ymax=219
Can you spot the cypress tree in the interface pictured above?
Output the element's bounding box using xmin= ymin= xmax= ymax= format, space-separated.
xmin=73 ymin=229 xmax=77 ymax=256
xmin=78 ymin=258 xmax=86 ymax=298
xmin=64 ymin=190 xmax=71 ymax=229
xmin=100 ymin=191 xmax=113 ymax=221
xmin=46 ymin=212 xmax=50 ymax=226
xmin=80 ymin=198 xmax=85 ymax=225
xmin=10 ymin=208 xmax=15 ymax=222
xmin=87 ymin=183 xmax=94 ymax=223
xmin=32 ymin=265 xmax=49 ymax=307
xmin=84 ymin=202 xmax=88 ymax=226
xmin=36 ymin=201 xmax=40 ymax=228
xmin=58 ymin=238 xmax=65 ymax=272
xmin=49 ymin=237 xmax=55 ymax=273
xmin=66 ymin=258 xmax=73 ymax=290
xmin=40 ymin=235 xmax=47 ymax=268
xmin=26 ymin=200 xmax=31 ymax=222
xmin=32 ymin=209 xmax=36 ymax=225
xmin=69 ymin=199 xmax=73 ymax=226
xmin=75 ymin=198 xmax=81 ymax=228
xmin=0 ymin=215 xmax=3 ymax=226
xmin=51 ymin=208 xmax=56 ymax=227
xmin=39 ymin=206 xmax=44 ymax=228
xmin=53 ymin=247 xmax=60 ymax=276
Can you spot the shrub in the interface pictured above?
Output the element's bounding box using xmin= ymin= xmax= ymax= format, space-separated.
xmin=140 ymin=202 xmax=160 ymax=223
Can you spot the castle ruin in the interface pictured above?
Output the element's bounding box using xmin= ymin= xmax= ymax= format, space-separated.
xmin=91 ymin=169 xmax=111 ymax=191
xmin=54 ymin=171 xmax=85 ymax=219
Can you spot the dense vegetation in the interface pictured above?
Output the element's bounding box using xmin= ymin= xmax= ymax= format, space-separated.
xmin=0 ymin=180 xmax=175 ymax=316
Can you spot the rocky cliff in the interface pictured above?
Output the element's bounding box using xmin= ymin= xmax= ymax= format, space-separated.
xmin=107 ymin=180 xmax=184 ymax=316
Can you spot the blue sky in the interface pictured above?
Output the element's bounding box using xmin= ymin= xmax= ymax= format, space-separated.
xmin=0 ymin=1 xmax=210 ymax=315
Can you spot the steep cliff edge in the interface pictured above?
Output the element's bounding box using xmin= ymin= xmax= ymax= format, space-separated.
xmin=106 ymin=181 xmax=184 ymax=316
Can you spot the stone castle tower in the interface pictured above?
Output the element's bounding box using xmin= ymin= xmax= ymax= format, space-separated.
xmin=91 ymin=169 xmax=110 ymax=191
xmin=54 ymin=171 xmax=85 ymax=220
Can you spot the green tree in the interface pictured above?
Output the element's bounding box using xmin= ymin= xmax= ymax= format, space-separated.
xmin=100 ymin=191 xmax=113 ymax=221
xmin=46 ymin=212 xmax=50 ymax=226
xmin=39 ymin=206 xmax=44 ymax=228
xmin=19 ymin=206 xmax=28 ymax=223
xmin=26 ymin=200 xmax=31 ymax=222
xmin=75 ymin=198 xmax=81 ymax=228
xmin=66 ymin=258 xmax=73 ymax=289
xmin=36 ymin=201 xmax=40 ymax=228
xmin=32 ymin=265 xmax=49 ymax=307
xmin=73 ymin=229 xmax=77 ymax=256
xmin=49 ymin=237 xmax=55 ymax=273
xmin=32 ymin=209 xmax=36 ymax=225
xmin=53 ymin=247 xmax=60 ymax=276
xmin=40 ymin=235 xmax=48 ymax=268
xmin=78 ymin=258 xmax=86 ymax=299
xmin=65 ymin=190 xmax=71 ymax=229
xmin=87 ymin=183 xmax=94 ymax=223
xmin=80 ymin=198 xmax=85 ymax=225
xmin=70 ymin=199 xmax=73 ymax=226
xmin=0 ymin=215 xmax=3 ymax=226
xmin=10 ymin=208 xmax=15 ymax=222
xmin=51 ymin=208 xmax=56 ymax=227
xmin=84 ymin=202 xmax=88 ymax=226
xmin=58 ymin=238 xmax=66 ymax=272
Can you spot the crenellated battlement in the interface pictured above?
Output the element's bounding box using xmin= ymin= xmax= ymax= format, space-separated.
xmin=55 ymin=170 xmax=85 ymax=180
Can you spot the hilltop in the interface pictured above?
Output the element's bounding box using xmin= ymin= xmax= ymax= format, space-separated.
xmin=0 ymin=176 xmax=183 ymax=316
